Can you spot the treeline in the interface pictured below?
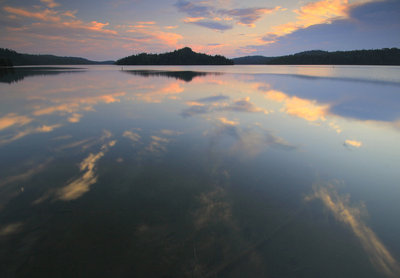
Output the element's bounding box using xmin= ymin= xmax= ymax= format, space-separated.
xmin=0 ymin=48 xmax=114 ymax=66
xmin=233 ymin=48 xmax=400 ymax=65
xmin=0 ymin=57 xmax=13 ymax=67
xmin=116 ymin=47 xmax=233 ymax=65
xmin=232 ymin=55 xmax=274 ymax=65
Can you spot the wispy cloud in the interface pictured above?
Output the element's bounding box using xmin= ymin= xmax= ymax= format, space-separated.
xmin=190 ymin=20 xmax=232 ymax=31
xmin=218 ymin=117 xmax=239 ymax=126
xmin=56 ymin=138 xmax=116 ymax=201
xmin=146 ymin=136 xmax=170 ymax=153
xmin=40 ymin=0 xmax=60 ymax=9
xmin=123 ymin=130 xmax=141 ymax=143
xmin=262 ymin=0 xmax=352 ymax=42
xmin=3 ymin=6 xmax=61 ymax=22
xmin=134 ymin=81 xmax=184 ymax=103
xmin=181 ymin=95 xmax=268 ymax=117
xmin=344 ymin=139 xmax=362 ymax=149
xmin=207 ymin=118 xmax=296 ymax=157
xmin=0 ymin=113 xmax=32 ymax=131
xmin=264 ymin=89 xmax=329 ymax=122
xmin=194 ymin=187 xmax=232 ymax=229
xmin=0 ymin=124 xmax=62 ymax=146
xmin=2 ymin=2 xmax=184 ymax=59
xmin=175 ymin=0 xmax=280 ymax=30
xmin=219 ymin=7 xmax=281 ymax=27
xmin=0 ymin=222 xmax=23 ymax=237
xmin=306 ymin=182 xmax=400 ymax=277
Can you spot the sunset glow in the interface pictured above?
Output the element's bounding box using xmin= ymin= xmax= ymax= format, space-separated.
xmin=1 ymin=0 xmax=399 ymax=60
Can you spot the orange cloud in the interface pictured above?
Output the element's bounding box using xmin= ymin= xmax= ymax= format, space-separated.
xmin=0 ymin=124 xmax=62 ymax=145
xmin=136 ymin=81 xmax=184 ymax=103
xmin=136 ymin=21 xmax=156 ymax=25
xmin=307 ymin=182 xmax=400 ymax=277
xmin=265 ymin=90 xmax=329 ymax=121
xmin=61 ymin=20 xmax=118 ymax=35
xmin=164 ymin=25 xmax=178 ymax=29
xmin=183 ymin=17 xmax=205 ymax=23
xmin=56 ymin=140 xmax=116 ymax=201
xmin=264 ymin=0 xmax=353 ymax=40
xmin=218 ymin=117 xmax=239 ymax=126
xmin=344 ymin=139 xmax=362 ymax=148
xmin=0 ymin=113 xmax=32 ymax=131
xmin=285 ymin=97 xmax=329 ymax=122
xmin=3 ymin=6 xmax=61 ymax=22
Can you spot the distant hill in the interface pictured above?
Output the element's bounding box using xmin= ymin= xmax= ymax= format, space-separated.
xmin=233 ymin=48 xmax=400 ymax=65
xmin=0 ymin=48 xmax=114 ymax=66
xmin=232 ymin=55 xmax=274 ymax=65
xmin=116 ymin=47 xmax=233 ymax=65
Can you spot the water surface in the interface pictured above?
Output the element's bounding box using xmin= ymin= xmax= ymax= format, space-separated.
xmin=1 ymin=65 xmax=400 ymax=277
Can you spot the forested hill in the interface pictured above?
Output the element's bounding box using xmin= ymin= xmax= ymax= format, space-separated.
xmin=233 ymin=48 xmax=400 ymax=65
xmin=0 ymin=48 xmax=114 ymax=66
xmin=116 ymin=47 xmax=233 ymax=65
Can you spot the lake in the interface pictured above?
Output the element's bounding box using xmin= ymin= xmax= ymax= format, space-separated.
xmin=1 ymin=65 xmax=400 ymax=277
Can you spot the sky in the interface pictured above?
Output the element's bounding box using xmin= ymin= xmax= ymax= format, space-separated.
xmin=0 ymin=0 xmax=399 ymax=60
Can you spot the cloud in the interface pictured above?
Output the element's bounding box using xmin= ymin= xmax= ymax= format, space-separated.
xmin=226 ymin=97 xmax=269 ymax=114
xmin=197 ymin=94 xmax=230 ymax=103
xmin=255 ymin=0 xmax=400 ymax=55
xmin=207 ymin=118 xmax=296 ymax=157
xmin=0 ymin=222 xmax=23 ymax=237
xmin=181 ymin=95 xmax=268 ymax=117
xmin=0 ymin=159 xmax=52 ymax=188
xmin=306 ymin=182 xmax=400 ymax=277
xmin=264 ymin=89 xmax=329 ymax=122
xmin=123 ymin=130 xmax=141 ymax=143
xmin=194 ymin=187 xmax=232 ymax=229
xmin=164 ymin=25 xmax=178 ymax=29
xmin=344 ymin=139 xmax=362 ymax=148
xmin=160 ymin=129 xmax=183 ymax=136
xmin=40 ymin=0 xmax=60 ymax=9
xmin=219 ymin=7 xmax=281 ymax=27
xmin=190 ymin=20 xmax=232 ymax=31
xmin=262 ymin=0 xmax=351 ymax=41
xmin=0 ymin=124 xmax=62 ymax=145
xmin=218 ymin=117 xmax=239 ymax=126
xmin=68 ymin=113 xmax=83 ymax=123
xmin=175 ymin=0 xmax=213 ymax=17
xmin=146 ymin=136 xmax=170 ymax=153
xmin=2 ymin=2 xmax=183 ymax=60
xmin=134 ymin=81 xmax=184 ymax=103
xmin=3 ymin=6 xmax=61 ymax=22
xmin=56 ymin=138 xmax=116 ymax=201
xmin=0 ymin=113 xmax=32 ymax=131
xmin=175 ymin=0 xmax=280 ymax=30
xmin=32 ymin=91 xmax=126 ymax=123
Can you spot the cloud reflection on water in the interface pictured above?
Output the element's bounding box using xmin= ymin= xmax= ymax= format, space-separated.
xmin=206 ymin=117 xmax=297 ymax=158
xmin=182 ymin=95 xmax=269 ymax=118
xmin=306 ymin=182 xmax=400 ymax=278
xmin=56 ymin=139 xmax=116 ymax=201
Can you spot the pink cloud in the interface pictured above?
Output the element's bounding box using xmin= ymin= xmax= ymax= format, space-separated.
xmin=3 ymin=6 xmax=61 ymax=22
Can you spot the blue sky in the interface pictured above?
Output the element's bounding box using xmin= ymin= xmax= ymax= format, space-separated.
xmin=0 ymin=0 xmax=399 ymax=60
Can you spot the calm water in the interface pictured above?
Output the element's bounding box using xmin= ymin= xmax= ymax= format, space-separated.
xmin=1 ymin=65 xmax=400 ymax=277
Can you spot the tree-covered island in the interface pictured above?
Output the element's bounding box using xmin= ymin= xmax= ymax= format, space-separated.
xmin=115 ymin=47 xmax=234 ymax=65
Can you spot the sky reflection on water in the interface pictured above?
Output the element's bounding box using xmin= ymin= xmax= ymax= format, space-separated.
xmin=0 ymin=65 xmax=399 ymax=277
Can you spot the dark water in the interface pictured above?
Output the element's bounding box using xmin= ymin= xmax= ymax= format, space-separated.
xmin=1 ymin=65 xmax=400 ymax=277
